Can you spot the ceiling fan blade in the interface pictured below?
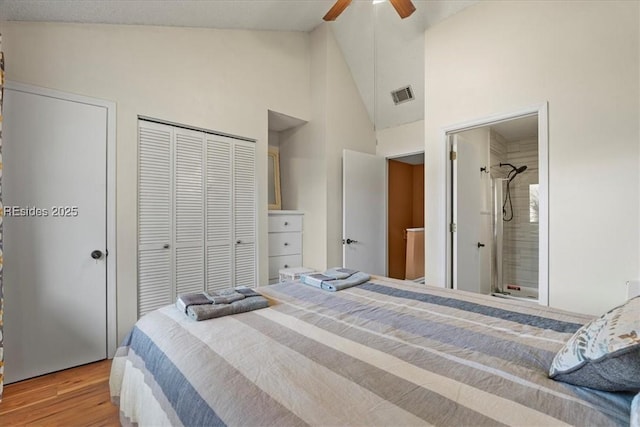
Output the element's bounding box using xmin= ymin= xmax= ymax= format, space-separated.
xmin=323 ymin=0 xmax=353 ymax=21
xmin=388 ymin=0 xmax=416 ymax=19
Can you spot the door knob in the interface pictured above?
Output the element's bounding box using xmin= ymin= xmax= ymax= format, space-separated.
xmin=91 ymin=250 xmax=103 ymax=260
xmin=477 ymin=242 xmax=485 ymax=248
xmin=343 ymin=238 xmax=358 ymax=245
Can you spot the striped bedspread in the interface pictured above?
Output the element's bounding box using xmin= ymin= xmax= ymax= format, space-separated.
xmin=110 ymin=277 xmax=633 ymax=426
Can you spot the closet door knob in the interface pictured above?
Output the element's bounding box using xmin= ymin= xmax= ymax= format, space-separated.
xmin=284 ymin=264 xmax=289 ymax=268
xmin=163 ymin=244 xmax=170 ymax=249
xmin=284 ymin=221 xmax=289 ymax=226
xmin=236 ymin=240 xmax=242 ymax=244
xmin=284 ymin=242 xmax=289 ymax=246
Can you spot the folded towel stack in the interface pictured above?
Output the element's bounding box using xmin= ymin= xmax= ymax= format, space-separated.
xmin=300 ymin=268 xmax=370 ymax=292
xmin=205 ymin=288 xmax=246 ymax=304
xmin=176 ymin=287 xmax=268 ymax=321
xmin=187 ymin=296 xmax=269 ymax=321
xmin=176 ymin=293 xmax=212 ymax=314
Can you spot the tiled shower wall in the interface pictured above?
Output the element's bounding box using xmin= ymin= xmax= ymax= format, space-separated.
xmin=490 ymin=131 xmax=539 ymax=291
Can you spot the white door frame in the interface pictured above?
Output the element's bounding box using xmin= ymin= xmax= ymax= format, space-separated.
xmin=6 ymin=81 xmax=118 ymax=355
xmin=443 ymin=103 xmax=549 ymax=306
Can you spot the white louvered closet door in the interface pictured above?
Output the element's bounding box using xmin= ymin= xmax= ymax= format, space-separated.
xmin=138 ymin=122 xmax=173 ymax=317
xmin=206 ymin=135 xmax=233 ymax=292
xmin=174 ymin=128 xmax=205 ymax=296
xmin=233 ymin=141 xmax=256 ymax=287
xmin=138 ymin=120 xmax=256 ymax=317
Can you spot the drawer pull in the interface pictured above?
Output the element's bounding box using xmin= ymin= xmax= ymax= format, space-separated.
xmin=284 ymin=221 xmax=289 ymax=226
xmin=284 ymin=242 xmax=289 ymax=246
xmin=284 ymin=264 xmax=289 ymax=268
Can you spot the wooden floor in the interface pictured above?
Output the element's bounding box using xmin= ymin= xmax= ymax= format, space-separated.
xmin=0 ymin=360 xmax=119 ymax=426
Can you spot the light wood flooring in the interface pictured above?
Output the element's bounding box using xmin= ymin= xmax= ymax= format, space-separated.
xmin=0 ymin=359 xmax=119 ymax=426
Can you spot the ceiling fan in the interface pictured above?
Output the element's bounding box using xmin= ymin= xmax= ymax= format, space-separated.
xmin=323 ymin=0 xmax=416 ymax=21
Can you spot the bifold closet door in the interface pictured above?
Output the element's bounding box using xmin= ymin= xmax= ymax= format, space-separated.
xmin=138 ymin=122 xmax=173 ymax=316
xmin=233 ymin=141 xmax=256 ymax=287
xmin=206 ymin=135 xmax=233 ymax=292
xmin=139 ymin=120 xmax=256 ymax=315
xmin=205 ymin=136 xmax=256 ymax=290
xmin=174 ymin=128 xmax=205 ymax=295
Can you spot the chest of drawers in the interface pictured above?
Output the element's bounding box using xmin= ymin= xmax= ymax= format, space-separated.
xmin=268 ymin=211 xmax=304 ymax=284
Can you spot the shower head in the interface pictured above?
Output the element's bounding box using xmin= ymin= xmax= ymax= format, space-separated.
xmin=499 ymin=162 xmax=528 ymax=182
xmin=508 ymin=165 xmax=528 ymax=182
xmin=515 ymin=165 xmax=527 ymax=174
xmin=499 ymin=163 xmax=527 ymax=173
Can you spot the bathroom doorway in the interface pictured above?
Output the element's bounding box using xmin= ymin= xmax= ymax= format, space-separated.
xmin=388 ymin=152 xmax=424 ymax=282
xmin=446 ymin=105 xmax=548 ymax=305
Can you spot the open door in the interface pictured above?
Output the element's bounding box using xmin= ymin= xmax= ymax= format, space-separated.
xmin=343 ymin=149 xmax=386 ymax=275
xmin=451 ymin=134 xmax=491 ymax=294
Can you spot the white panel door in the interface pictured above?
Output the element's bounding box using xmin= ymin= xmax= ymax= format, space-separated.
xmin=174 ymin=128 xmax=205 ymax=295
xmin=4 ymin=89 xmax=107 ymax=383
xmin=233 ymin=141 xmax=256 ymax=287
xmin=138 ymin=122 xmax=173 ymax=316
xmin=342 ymin=149 xmax=386 ymax=275
xmin=206 ymin=135 xmax=233 ymax=292
xmin=452 ymin=135 xmax=491 ymax=293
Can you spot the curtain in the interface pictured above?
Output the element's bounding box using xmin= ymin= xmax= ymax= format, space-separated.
xmin=0 ymin=34 xmax=5 ymax=401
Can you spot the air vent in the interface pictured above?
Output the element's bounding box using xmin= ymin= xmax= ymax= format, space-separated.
xmin=391 ymin=85 xmax=414 ymax=105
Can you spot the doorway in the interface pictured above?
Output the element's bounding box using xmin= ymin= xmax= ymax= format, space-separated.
xmin=446 ymin=105 xmax=548 ymax=305
xmin=387 ymin=152 xmax=424 ymax=281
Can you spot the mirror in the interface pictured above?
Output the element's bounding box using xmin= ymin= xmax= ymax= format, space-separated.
xmin=268 ymin=148 xmax=281 ymax=210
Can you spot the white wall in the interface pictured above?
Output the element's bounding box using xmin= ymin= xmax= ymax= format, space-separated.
xmin=280 ymin=24 xmax=376 ymax=271
xmin=280 ymin=25 xmax=329 ymax=271
xmin=268 ymin=130 xmax=281 ymax=149
xmin=324 ymin=24 xmax=377 ymax=267
xmin=0 ymin=21 xmax=311 ymax=341
xmin=424 ymin=1 xmax=639 ymax=315
xmin=376 ymin=119 xmax=424 ymax=159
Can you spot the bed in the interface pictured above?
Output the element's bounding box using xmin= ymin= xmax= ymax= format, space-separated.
xmin=110 ymin=276 xmax=634 ymax=426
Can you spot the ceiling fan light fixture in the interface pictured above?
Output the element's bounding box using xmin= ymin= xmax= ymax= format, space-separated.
xmin=324 ymin=0 xmax=415 ymax=20
xmin=323 ymin=0 xmax=353 ymax=21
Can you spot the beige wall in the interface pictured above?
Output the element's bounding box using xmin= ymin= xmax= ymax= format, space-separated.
xmin=280 ymin=25 xmax=329 ymax=271
xmin=376 ymin=119 xmax=424 ymax=159
xmin=280 ymin=24 xmax=375 ymax=271
xmin=0 ymin=21 xmax=311 ymax=341
xmin=324 ymin=24 xmax=377 ymax=267
xmin=424 ymin=1 xmax=640 ymax=315
xmin=268 ymin=130 xmax=281 ymax=149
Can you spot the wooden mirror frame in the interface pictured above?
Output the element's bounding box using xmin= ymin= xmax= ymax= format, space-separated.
xmin=268 ymin=148 xmax=282 ymax=210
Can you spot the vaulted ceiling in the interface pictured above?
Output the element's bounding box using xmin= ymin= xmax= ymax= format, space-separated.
xmin=0 ymin=0 xmax=478 ymax=130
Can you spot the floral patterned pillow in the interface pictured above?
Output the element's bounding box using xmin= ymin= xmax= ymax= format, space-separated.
xmin=549 ymin=296 xmax=640 ymax=391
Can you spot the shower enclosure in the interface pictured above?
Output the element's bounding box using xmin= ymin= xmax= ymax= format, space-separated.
xmin=492 ymin=167 xmax=539 ymax=299
xmin=449 ymin=115 xmax=541 ymax=302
